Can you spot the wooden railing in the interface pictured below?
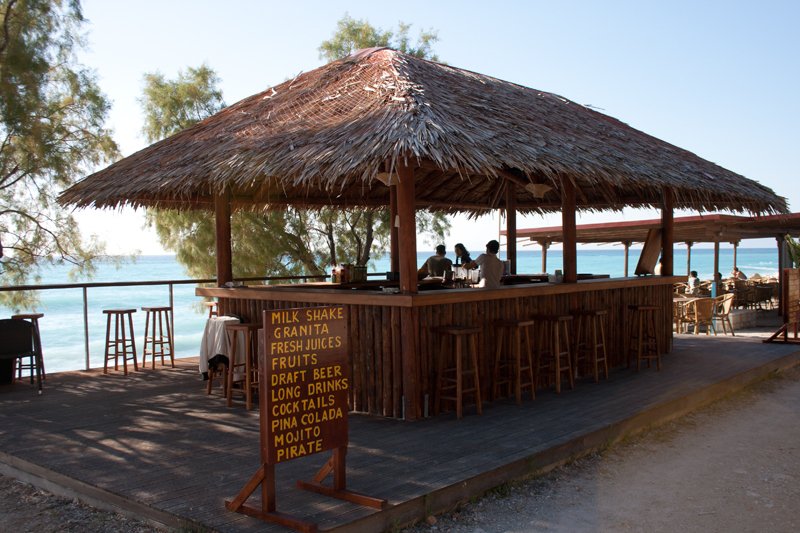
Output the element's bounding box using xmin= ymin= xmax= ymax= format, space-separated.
xmin=0 ymin=274 xmax=331 ymax=370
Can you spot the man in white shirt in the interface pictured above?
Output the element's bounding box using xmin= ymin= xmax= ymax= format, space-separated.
xmin=464 ymin=240 xmax=503 ymax=288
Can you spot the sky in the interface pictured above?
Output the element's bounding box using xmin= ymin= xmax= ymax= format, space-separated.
xmin=72 ymin=0 xmax=800 ymax=254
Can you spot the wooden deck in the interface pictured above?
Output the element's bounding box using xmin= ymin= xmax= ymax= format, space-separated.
xmin=1 ymin=333 xmax=799 ymax=532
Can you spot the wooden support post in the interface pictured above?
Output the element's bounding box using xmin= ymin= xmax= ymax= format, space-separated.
xmin=396 ymin=158 xmax=417 ymax=294
xmin=686 ymin=241 xmax=693 ymax=275
xmin=214 ymin=189 xmax=233 ymax=286
xmin=505 ymin=183 xmax=517 ymax=275
xmin=732 ymin=240 xmax=739 ymax=269
xmin=561 ymin=179 xmax=577 ymax=283
xmin=623 ymin=240 xmax=631 ymax=277
xmin=389 ymin=185 xmax=399 ymax=275
xmin=661 ymin=188 xmax=674 ymax=276
xmin=713 ymin=240 xmax=720 ymax=294
xmin=540 ymin=240 xmax=549 ymax=273
xmin=778 ymin=235 xmax=786 ymax=315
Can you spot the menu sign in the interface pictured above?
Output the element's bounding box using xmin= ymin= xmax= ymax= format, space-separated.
xmin=263 ymin=306 xmax=349 ymax=464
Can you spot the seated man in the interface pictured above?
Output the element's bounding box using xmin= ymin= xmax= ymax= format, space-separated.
xmin=731 ymin=267 xmax=747 ymax=280
xmin=419 ymin=244 xmax=453 ymax=278
xmin=463 ymin=240 xmax=504 ymax=289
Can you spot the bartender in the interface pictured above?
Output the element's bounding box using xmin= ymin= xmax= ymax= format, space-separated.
xmin=418 ymin=244 xmax=453 ymax=277
xmin=463 ymin=240 xmax=503 ymax=288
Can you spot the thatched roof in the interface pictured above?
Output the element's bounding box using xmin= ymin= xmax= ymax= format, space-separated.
xmin=60 ymin=48 xmax=787 ymax=215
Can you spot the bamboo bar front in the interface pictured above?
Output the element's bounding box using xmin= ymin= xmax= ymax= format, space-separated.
xmin=198 ymin=277 xmax=679 ymax=420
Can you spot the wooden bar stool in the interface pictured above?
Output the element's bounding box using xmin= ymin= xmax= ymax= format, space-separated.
xmin=203 ymin=301 xmax=218 ymax=318
xmin=434 ymin=326 xmax=482 ymax=419
xmin=572 ymin=309 xmax=609 ymax=382
xmin=141 ymin=306 xmax=174 ymax=368
xmin=492 ymin=319 xmax=536 ymax=404
xmin=11 ymin=313 xmax=45 ymax=382
xmin=225 ymin=322 xmax=261 ymax=410
xmin=627 ymin=304 xmax=661 ymax=371
xmin=103 ymin=309 xmax=138 ymax=375
xmin=531 ymin=314 xmax=574 ymax=393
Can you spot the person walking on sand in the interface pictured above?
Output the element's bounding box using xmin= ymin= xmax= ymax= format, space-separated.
xmin=464 ymin=240 xmax=503 ymax=289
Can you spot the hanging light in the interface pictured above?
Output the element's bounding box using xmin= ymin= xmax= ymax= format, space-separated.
xmin=524 ymin=183 xmax=553 ymax=198
xmin=375 ymin=172 xmax=396 ymax=186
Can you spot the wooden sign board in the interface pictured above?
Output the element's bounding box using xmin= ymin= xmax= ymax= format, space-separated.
xmin=227 ymin=305 xmax=385 ymax=532
xmin=264 ymin=306 xmax=349 ymax=464
xmin=634 ymin=228 xmax=662 ymax=276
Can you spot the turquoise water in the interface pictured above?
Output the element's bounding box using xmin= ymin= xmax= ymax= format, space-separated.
xmin=1 ymin=248 xmax=779 ymax=373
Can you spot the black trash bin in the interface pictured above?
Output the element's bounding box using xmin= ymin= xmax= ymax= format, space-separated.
xmin=0 ymin=358 xmax=14 ymax=385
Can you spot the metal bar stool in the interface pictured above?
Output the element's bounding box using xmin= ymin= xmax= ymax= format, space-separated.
xmin=11 ymin=313 xmax=45 ymax=382
xmin=225 ymin=322 xmax=261 ymax=410
xmin=572 ymin=309 xmax=609 ymax=382
xmin=627 ymin=304 xmax=661 ymax=371
xmin=492 ymin=319 xmax=536 ymax=404
xmin=141 ymin=306 xmax=174 ymax=368
xmin=531 ymin=314 xmax=574 ymax=393
xmin=434 ymin=325 xmax=482 ymax=419
xmin=103 ymin=309 xmax=138 ymax=375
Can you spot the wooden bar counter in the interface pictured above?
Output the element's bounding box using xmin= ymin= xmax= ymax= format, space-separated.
xmin=197 ymin=276 xmax=680 ymax=420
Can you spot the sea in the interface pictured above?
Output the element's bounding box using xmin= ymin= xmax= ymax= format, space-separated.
xmin=1 ymin=247 xmax=779 ymax=374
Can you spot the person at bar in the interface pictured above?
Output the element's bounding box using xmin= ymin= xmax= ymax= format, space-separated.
xmin=454 ymin=243 xmax=472 ymax=265
xmin=731 ymin=266 xmax=747 ymax=280
xmin=463 ymin=240 xmax=503 ymax=289
xmin=418 ymin=244 xmax=453 ymax=278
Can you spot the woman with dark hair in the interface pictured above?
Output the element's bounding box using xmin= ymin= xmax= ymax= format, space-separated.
xmin=454 ymin=243 xmax=471 ymax=265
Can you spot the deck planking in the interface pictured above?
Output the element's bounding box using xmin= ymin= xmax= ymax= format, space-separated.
xmin=0 ymin=334 xmax=798 ymax=532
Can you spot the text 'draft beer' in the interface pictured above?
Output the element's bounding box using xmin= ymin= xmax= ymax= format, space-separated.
xmin=263 ymin=306 xmax=349 ymax=464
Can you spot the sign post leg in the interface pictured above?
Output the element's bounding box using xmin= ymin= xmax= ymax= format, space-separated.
xmin=296 ymin=447 xmax=387 ymax=509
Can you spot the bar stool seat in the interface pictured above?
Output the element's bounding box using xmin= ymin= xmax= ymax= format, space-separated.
xmin=11 ymin=313 xmax=45 ymax=382
xmin=103 ymin=309 xmax=138 ymax=375
xmin=434 ymin=325 xmax=482 ymax=419
xmin=225 ymin=322 xmax=261 ymax=410
xmin=571 ymin=309 xmax=609 ymax=382
xmin=627 ymin=304 xmax=661 ymax=371
xmin=141 ymin=306 xmax=174 ymax=368
xmin=531 ymin=313 xmax=574 ymax=393
xmin=492 ymin=319 xmax=536 ymax=404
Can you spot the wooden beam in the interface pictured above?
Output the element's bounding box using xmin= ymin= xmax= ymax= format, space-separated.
xmin=390 ymin=185 xmax=399 ymax=275
xmin=623 ymin=240 xmax=631 ymax=277
xmin=713 ymin=240 xmax=720 ymax=296
xmin=661 ymin=188 xmax=674 ymax=276
xmin=561 ymin=179 xmax=578 ymax=283
xmin=505 ymin=183 xmax=517 ymax=275
xmin=540 ymin=240 xmax=549 ymax=273
xmin=732 ymin=240 xmax=739 ymax=269
xmin=214 ymin=190 xmax=233 ymax=286
xmin=686 ymin=241 xmax=693 ymax=276
xmin=396 ymin=159 xmax=417 ymax=294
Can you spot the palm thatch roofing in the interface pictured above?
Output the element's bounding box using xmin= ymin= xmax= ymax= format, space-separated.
xmin=60 ymin=48 xmax=787 ymax=215
xmin=511 ymin=213 xmax=800 ymax=245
